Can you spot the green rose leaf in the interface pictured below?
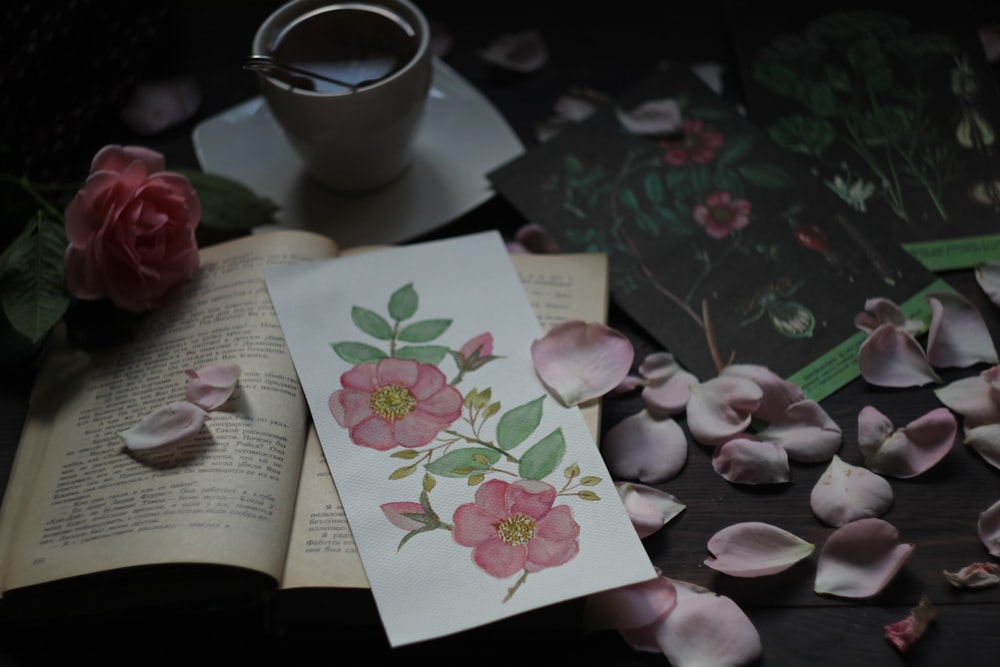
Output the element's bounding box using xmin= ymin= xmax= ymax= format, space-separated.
xmin=178 ymin=169 xmax=279 ymax=231
xmin=351 ymin=306 xmax=393 ymax=340
xmin=737 ymin=163 xmax=795 ymax=188
xmin=643 ymin=171 xmax=664 ymax=205
xmin=767 ymin=115 xmax=835 ymax=157
xmin=425 ymin=447 xmax=501 ymax=478
xmin=619 ymin=187 xmax=639 ymax=210
xmin=518 ymin=428 xmax=566 ymax=480
xmin=496 ymin=395 xmax=545 ymax=451
xmin=331 ymin=341 xmax=386 ymax=364
xmin=397 ymin=318 xmax=451 ymax=342
xmin=388 ymin=283 xmax=418 ymax=320
xmin=395 ymin=345 xmax=448 ymax=365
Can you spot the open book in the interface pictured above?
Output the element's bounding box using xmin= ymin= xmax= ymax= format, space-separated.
xmin=0 ymin=229 xmax=609 ymax=623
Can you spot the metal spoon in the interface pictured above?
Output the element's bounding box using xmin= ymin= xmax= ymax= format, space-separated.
xmin=243 ymin=54 xmax=362 ymax=92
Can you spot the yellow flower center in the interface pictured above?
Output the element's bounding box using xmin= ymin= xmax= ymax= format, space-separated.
xmin=370 ymin=383 xmax=417 ymax=421
xmin=496 ymin=513 xmax=536 ymax=546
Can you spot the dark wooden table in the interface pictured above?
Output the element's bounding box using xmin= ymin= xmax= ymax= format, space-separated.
xmin=2 ymin=1 xmax=1000 ymax=665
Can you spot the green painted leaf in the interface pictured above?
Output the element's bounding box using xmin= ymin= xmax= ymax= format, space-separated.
xmin=395 ymin=345 xmax=448 ymax=364
xmin=635 ymin=210 xmax=660 ymax=236
xmin=388 ymin=283 xmax=417 ymax=320
xmin=644 ymin=171 xmax=664 ymax=205
xmin=716 ymin=134 xmax=754 ymax=167
xmin=177 ymin=169 xmax=279 ymax=230
xmin=397 ymin=318 xmax=451 ymax=342
xmin=425 ymin=447 xmax=501 ymax=477
xmin=518 ymin=428 xmax=566 ymax=480
xmin=737 ymin=164 xmax=795 ymax=188
xmin=331 ymin=341 xmax=386 ymax=363
xmin=619 ymin=187 xmax=639 ymax=210
xmin=496 ymin=395 xmax=545 ymax=451
xmin=351 ymin=306 xmax=393 ymax=339
xmin=0 ymin=212 xmax=70 ymax=343
xmin=767 ymin=116 xmax=835 ymax=157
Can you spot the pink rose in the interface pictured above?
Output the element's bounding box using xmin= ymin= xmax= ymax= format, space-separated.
xmin=64 ymin=144 xmax=201 ymax=312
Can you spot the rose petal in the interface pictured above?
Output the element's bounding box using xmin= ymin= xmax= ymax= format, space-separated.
xmin=754 ymin=399 xmax=842 ymax=463
xmin=944 ymin=561 xmax=1000 ymax=589
xmin=584 ymin=573 xmax=677 ymax=653
xmin=184 ymin=363 xmax=242 ymax=411
xmin=531 ymin=320 xmax=634 ymax=407
xmin=884 ymin=594 xmax=935 ymax=652
xmin=858 ymin=405 xmax=895 ymax=451
xmin=712 ymin=438 xmax=790 ymax=485
xmin=704 ymin=521 xmax=814 ymax=577
xmin=925 ymin=290 xmax=999 ymax=368
xmin=119 ymin=401 xmax=210 ymax=451
xmin=639 ymin=352 xmax=698 ymax=417
xmin=935 ymin=368 xmax=1000 ymax=424
xmin=974 ymin=262 xmax=1000 ymax=308
xmin=979 ymin=499 xmax=1000 ymax=557
xmin=602 ymin=411 xmax=688 ymax=483
xmin=615 ymin=98 xmax=682 ymax=137
xmin=858 ymin=407 xmax=957 ymax=478
xmin=810 ymin=454 xmax=894 ymax=527
xmin=964 ymin=423 xmax=1000 ymax=470
xmin=478 ymin=30 xmax=548 ymax=73
xmin=615 ymin=482 xmax=686 ymax=539
xmin=686 ymin=376 xmax=763 ymax=447
xmin=854 ymin=297 xmax=924 ymax=336
xmin=814 ymin=518 xmax=915 ymax=599
xmin=858 ymin=323 xmax=941 ymax=388
xmin=655 ymin=586 xmax=763 ymax=667
xmin=720 ymin=364 xmax=805 ymax=423
xmin=512 ymin=223 xmax=561 ymax=254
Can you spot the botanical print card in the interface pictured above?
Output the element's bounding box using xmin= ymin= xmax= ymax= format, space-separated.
xmin=726 ymin=2 xmax=1000 ymax=270
xmin=263 ymin=231 xmax=655 ymax=646
xmin=489 ymin=63 xmax=947 ymax=400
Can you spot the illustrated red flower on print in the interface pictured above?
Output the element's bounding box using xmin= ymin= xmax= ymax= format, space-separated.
xmin=327 ymin=283 xmax=601 ymax=601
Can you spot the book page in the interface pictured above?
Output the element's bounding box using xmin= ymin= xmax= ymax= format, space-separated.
xmin=280 ymin=250 xmax=609 ymax=591
xmin=0 ymin=230 xmax=338 ymax=594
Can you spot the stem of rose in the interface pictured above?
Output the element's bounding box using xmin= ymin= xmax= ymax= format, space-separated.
xmin=503 ymin=571 xmax=528 ymax=603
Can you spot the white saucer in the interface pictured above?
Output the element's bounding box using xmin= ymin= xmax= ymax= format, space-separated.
xmin=192 ymin=58 xmax=524 ymax=249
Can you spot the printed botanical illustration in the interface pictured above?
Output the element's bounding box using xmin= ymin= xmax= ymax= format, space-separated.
xmin=488 ymin=64 xmax=939 ymax=397
xmin=728 ymin=5 xmax=1000 ymax=269
xmin=327 ymin=283 xmax=600 ymax=601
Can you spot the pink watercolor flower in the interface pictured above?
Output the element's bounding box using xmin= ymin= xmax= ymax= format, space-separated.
xmin=64 ymin=144 xmax=201 ymax=312
xmin=452 ymin=478 xmax=580 ymax=578
xmin=328 ymin=358 xmax=463 ymax=451
xmin=693 ymin=191 xmax=752 ymax=240
xmin=660 ymin=118 xmax=724 ymax=166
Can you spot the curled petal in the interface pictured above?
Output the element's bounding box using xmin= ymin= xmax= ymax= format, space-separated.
xmin=184 ymin=363 xmax=241 ymax=411
xmin=609 ymin=374 xmax=644 ymax=396
xmin=810 ymin=455 xmax=893 ymax=527
xmin=964 ymin=423 xmax=1000 ymax=470
xmin=478 ymin=30 xmax=548 ymax=73
xmin=615 ymin=482 xmax=686 ymax=539
xmin=974 ymin=262 xmax=1000 ymax=308
xmin=884 ymin=595 xmax=935 ymax=652
xmin=854 ymin=297 xmax=924 ymax=336
xmin=512 ymin=223 xmax=561 ymax=254
xmin=712 ymin=438 xmax=790 ymax=485
xmin=686 ymin=376 xmax=762 ymax=447
xmin=858 ymin=405 xmax=894 ymax=450
xmin=935 ymin=369 xmax=1000 ymax=424
xmin=639 ymin=352 xmax=698 ymax=417
xmin=584 ymin=573 xmax=677 ymax=652
xmin=615 ymin=98 xmax=682 ymax=137
xmin=944 ymin=561 xmax=1000 ymax=589
xmin=655 ymin=587 xmax=763 ymax=667
xmin=859 ymin=407 xmax=957 ymax=478
xmin=858 ymin=323 xmax=941 ymax=388
xmin=602 ymin=412 xmax=688 ymax=483
xmin=979 ymin=499 xmax=1000 ymax=557
xmin=119 ymin=401 xmax=210 ymax=452
xmin=814 ymin=518 xmax=915 ymax=599
xmin=754 ymin=399 xmax=842 ymax=463
xmin=704 ymin=522 xmax=814 ymax=577
xmin=720 ymin=364 xmax=804 ymax=424
xmin=531 ymin=320 xmax=634 ymax=407
xmin=925 ymin=290 xmax=998 ymax=368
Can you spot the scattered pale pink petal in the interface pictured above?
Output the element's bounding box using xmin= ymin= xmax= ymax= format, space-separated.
xmin=615 ymin=482 xmax=686 ymax=539
xmin=935 ymin=366 xmax=1000 ymax=425
xmin=478 ymin=30 xmax=548 ymax=73
xmin=975 ymin=262 xmax=1000 ymax=308
xmin=858 ymin=405 xmax=894 ymax=450
xmin=639 ymin=352 xmax=698 ymax=417
xmin=119 ymin=401 xmax=210 ymax=452
xmin=535 ymin=87 xmax=612 ymax=142
xmin=858 ymin=407 xmax=957 ymax=479
xmin=884 ymin=594 xmax=935 ymax=652
xmin=854 ymin=297 xmax=924 ymax=336
xmin=602 ymin=411 xmax=688 ymax=483
xmin=704 ymin=521 xmax=814 ymax=577
xmin=814 ymin=517 xmax=915 ymax=599
xmin=712 ymin=438 xmax=790 ymax=485
xmin=531 ymin=320 xmax=634 ymax=406
xmin=979 ymin=499 xmax=1000 ymax=557
xmin=686 ymin=376 xmax=763 ymax=447
xmin=754 ymin=399 xmax=842 ymax=463
xmin=858 ymin=322 xmax=941 ymax=388
xmin=512 ymin=223 xmax=561 ymax=254
xmin=609 ymin=374 xmax=644 ymax=396
xmin=964 ymin=423 xmax=1000 ymax=470
xmin=120 ymin=77 xmax=201 ymax=135
xmin=810 ymin=455 xmax=893 ymax=527
xmin=720 ymin=363 xmax=804 ymax=423
xmin=615 ymin=98 xmax=682 ymax=137
xmin=184 ymin=363 xmax=241 ymax=411
xmin=980 ymin=25 xmax=1000 ymax=63
xmin=925 ymin=290 xmax=998 ymax=368
xmin=655 ymin=586 xmax=762 ymax=667
xmin=944 ymin=561 xmax=1000 ymax=589
xmin=584 ymin=571 xmax=677 ymax=653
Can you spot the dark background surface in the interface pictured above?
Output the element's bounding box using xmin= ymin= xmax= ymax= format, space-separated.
xmin=2 ymin=1 xmax=1000 ymax=665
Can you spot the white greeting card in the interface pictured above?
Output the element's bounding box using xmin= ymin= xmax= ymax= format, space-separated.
xmin=264 ymin=231 xmax=655 ymax=646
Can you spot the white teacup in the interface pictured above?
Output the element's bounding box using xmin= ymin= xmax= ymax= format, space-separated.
xmin=251 ymin=0 xmax=432 ymax=193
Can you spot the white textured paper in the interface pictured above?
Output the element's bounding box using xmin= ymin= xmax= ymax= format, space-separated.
xmin=264 ymin=231 xmax=654 ymax=646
